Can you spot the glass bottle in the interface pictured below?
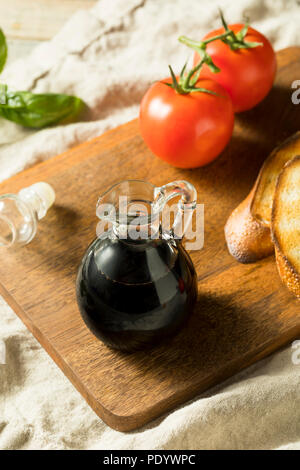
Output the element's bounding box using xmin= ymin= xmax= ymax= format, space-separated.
xmin=0 ymin=182 xmax=55 ymax=247
xmin=76 ymin=180 xmax=198 ymax=352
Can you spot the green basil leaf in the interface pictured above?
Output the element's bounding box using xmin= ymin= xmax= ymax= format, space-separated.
xmin=0 ymin=85 xmax=85 ymax=128
xmin=0 ymin=29 xmax=7 ymax=74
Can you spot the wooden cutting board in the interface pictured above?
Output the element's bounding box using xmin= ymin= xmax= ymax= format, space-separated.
xmin=0 ymin=47 xmax=299 ymax=432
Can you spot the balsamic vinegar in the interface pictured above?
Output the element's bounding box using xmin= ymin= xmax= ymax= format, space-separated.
xmin=76 ymin=233 xmax=197 ymax=352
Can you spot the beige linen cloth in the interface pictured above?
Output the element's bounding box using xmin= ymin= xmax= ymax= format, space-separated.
xmin=0 ymin=0 xmax=300 ymax=450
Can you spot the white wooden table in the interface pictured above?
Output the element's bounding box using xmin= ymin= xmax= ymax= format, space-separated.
xmin=1 ymin=0 xmax=97 ymax=64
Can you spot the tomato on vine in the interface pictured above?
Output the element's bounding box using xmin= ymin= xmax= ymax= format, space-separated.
xmin=139 ymin=60 xmax=234 ymax=168
xmin=179 ymin=11 xmax=276 ymax=112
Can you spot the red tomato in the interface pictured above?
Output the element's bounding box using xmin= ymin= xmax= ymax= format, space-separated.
xmin=196 ymin=25 xmax=276 ymax=112
xmin=139 ymin=78 xmax=234 ymax=168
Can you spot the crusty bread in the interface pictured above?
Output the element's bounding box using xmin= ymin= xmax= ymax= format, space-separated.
xmin=225 ymin=132 xmax=300 ymax=263
xmin=251 ymin=132 xmax=300 ymax=225
xmin=225 ymin=187 xmax=273 ymax=263
xmin=271 ymin=156 xmax=300 ymax=299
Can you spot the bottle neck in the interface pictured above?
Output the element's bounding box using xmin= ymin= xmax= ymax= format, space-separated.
xmin=18 ymin=189 xmax=45 ymax=220
xmin=18 ymin=182 xmax=55 ymax=220
xmin=112 ymin=217 xmax=160 ymax=242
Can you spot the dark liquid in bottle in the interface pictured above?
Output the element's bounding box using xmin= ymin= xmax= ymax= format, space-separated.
xmin=76 ymin=232 xmax=197 ymax=352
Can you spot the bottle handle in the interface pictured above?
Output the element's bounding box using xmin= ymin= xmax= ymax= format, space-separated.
xmin=153 ymin=180 xmax=197 ymax=240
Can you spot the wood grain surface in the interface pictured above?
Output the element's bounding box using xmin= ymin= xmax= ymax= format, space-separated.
xmin=1 ymin=0 xmax=97 ymax=65
xmin=0 ymin=47 xmax=299 ymax=432
xmin=1 ymin=0 xmax=97 ymax=41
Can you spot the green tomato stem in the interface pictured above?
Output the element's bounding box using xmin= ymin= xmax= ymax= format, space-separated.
xmin=179 ymin=31 xmax=233 ymax=51
xmin=182 ymin=59 xmax=204 ymax=90
xmin=179 ymin=10 xmax=263 ymax=65
xmin=166 ymin=59 xmax=217 ymax=96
